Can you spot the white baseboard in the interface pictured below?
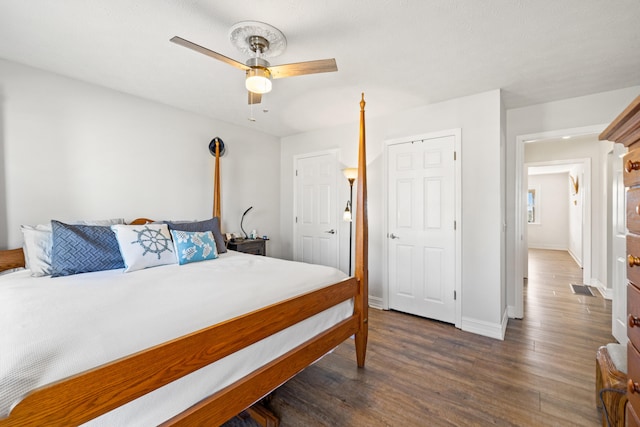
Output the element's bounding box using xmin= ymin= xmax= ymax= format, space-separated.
xmin=501 ymin=310 xmax=508 ymax=339
xmin=461 ymin=315 xmax=506 ymax=340
xmin=368 ymin=295 xmax=384 ymax=310
xmin=527 ymin=243 xmax=567 ymax=251
xmin=567 ymin=249 xmax=583 ymax=268
xmin=507 ymin=304 xmax=522 ymax=319
xmin=597 ymin=286 xmax=613 ymax=300
xmin=589 ymin=279 xmax=612 ymax=300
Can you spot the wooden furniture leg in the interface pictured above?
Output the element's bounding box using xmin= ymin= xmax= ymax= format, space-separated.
xmin=596 ymin=344 xmax=627 ymax=427
xmin=245 ymin=403 xmax=279 ymax=427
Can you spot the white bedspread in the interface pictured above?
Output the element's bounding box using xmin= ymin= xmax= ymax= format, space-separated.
xmin=0 ymin=251 xmax=351 ymax=425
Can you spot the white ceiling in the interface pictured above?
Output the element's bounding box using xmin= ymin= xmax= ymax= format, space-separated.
xmin=1 ymin=0 xmax=639 ymax=137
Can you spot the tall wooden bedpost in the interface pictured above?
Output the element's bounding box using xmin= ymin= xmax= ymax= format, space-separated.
xmin=355 ymin=93 xmax=368 ymax=368
xmin=213 ymin=139 xmax=222 ymax=230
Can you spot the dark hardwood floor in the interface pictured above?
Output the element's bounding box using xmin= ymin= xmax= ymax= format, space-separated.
xmin=226 ymin=249 xmax=615 ymax=426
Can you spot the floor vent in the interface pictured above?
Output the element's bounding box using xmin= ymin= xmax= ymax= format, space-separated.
xmin=570 ymin=284 xmax=594 ymax=296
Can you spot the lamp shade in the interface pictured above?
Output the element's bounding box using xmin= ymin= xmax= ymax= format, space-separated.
xmin=343 ymin=167 xmax=358 ymax=180
xmin=245 ymin=68 xmax=272 ymax=94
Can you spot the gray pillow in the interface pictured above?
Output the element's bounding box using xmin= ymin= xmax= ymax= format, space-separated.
xmin=166 ymin=217 xmax=227 ymax=254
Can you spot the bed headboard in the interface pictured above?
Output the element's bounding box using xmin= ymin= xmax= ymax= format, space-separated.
xmin=0 ymin=248 xmax=26 ymax=272
xmin=129 ymin=218 xmax=154 ymax=225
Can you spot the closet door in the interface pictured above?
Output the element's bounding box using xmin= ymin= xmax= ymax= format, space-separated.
xmin=294 ymin=152 xmax=339 ymax=268
xmin=388 ymin=136 xmax=456 ymax=324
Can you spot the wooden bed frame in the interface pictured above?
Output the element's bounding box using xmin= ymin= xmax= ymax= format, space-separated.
xmin=0 ymin=95 xmax=369 ymax=426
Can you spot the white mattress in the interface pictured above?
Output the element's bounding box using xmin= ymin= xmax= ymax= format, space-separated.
xmin=0 ymin=251 xmax=351 ymax=425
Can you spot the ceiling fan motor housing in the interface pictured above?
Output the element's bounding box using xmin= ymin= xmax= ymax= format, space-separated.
xmin=246 ymin=57 xmax=270 ymax=68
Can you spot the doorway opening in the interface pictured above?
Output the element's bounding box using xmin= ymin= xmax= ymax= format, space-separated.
xmin=513 ymin=125 xmax=606 ymax=319
xmin=525 ymin=158 xmax=591 ymax=286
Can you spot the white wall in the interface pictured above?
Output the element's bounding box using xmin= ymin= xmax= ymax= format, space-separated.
xmin=0 ymin=59 xmax=283 ymax=257
xmin=505 ymin=86 xmax=640 ymax=311
xmin=281 ymin=90 xmax=506 ymax=338
xmin=526 ymin=173 xmax=570 ymax=250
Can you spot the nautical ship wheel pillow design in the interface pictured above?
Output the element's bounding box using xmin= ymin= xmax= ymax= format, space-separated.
xmin=111 ymin=224 xmax=177 ymax=272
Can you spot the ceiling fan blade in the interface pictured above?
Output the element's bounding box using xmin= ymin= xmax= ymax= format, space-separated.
xmin=248 ymin=91 xmax=262 ymax=105
xmin=170 ymin=36 xmax=249 ymax=71
xmin=269 ymin=58 xmax=338 ymax=79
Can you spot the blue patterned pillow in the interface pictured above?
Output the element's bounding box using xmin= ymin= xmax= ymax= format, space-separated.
xmin=50 ymin=220 xmax=125 ymax=277
xmin=111 ymin=224 xmax=177 ymax=272
xmin=166 ymin=217 xmax=227 ymax=253
xmin=170 ymin=230 xmax=218 ymax=265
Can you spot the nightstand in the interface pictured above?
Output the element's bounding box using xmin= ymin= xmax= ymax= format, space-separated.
xmin=227 ymin=238 xmax=267 ymax=256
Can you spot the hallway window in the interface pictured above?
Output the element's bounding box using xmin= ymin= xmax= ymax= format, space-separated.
xmin=528 ymin=187 xmax=539 ymax=223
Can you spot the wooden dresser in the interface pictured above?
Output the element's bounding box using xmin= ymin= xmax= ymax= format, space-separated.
xmin=600 ymin=94 xmax=640 ymax=426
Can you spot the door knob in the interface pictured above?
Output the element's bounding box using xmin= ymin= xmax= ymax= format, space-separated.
xmin=325 ymin=229 xmax=336 ymax=234
xmin=389 ymin=233 xmax=399 ymax=239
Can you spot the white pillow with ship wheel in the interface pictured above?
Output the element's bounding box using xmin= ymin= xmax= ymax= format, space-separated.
xmin=111 ymin=224 xmax=177 ymax=272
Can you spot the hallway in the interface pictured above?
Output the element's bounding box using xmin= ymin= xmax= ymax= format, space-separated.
xmin=508 ymin=248 xmax=615 ymax=424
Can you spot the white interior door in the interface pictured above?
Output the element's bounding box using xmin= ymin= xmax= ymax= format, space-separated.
xmin=388 ymin=136 xmax=456 ymax=324
xmin=294 ymin=152 xmax=339 ymax=268
xmin=611 ymin=144 xmax=628 ymax=343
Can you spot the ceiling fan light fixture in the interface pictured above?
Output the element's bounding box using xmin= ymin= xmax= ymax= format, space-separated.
xmin=245 ymin=67 xmax=272 ymax=94
xmin=172 ymin=20 xmax=336 ymax=106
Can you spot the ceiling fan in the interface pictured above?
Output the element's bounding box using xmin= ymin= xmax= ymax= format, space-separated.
xmin=170 ymin=21 xmax=338 ymax=105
